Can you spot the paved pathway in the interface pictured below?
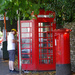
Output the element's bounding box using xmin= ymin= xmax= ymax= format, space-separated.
xmin=0 ymin=59 xmax=24 ymax=75
xmin=0 ymin=46 xmax=75 ymax=75
xmin=0 ymin=46 xmax=23 ymax=75
xmin=0 ymin=59 xmax=9 ymax=75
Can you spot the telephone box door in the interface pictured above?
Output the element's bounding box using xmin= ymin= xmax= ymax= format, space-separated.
xmin=35 ymin=10 xmax=56 ymax=70
xmin=18 ymin=20 xmax=37 ymax=70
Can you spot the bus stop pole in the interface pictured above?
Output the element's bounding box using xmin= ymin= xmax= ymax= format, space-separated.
xmin=18 ymin=10 xmax=22 ymax=75
xmin=4 ymin=12 xmax=6 ymax=30
xmin=3 ymin=12 xmax=6 ymax=41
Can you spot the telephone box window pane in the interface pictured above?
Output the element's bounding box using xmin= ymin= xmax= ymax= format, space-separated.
xmin=39 ymin=33 xmax=46 ymax=37
xmin=50 ymin=43 xmax=53 ymax=47
xmin=22 ymin=54 xmax=30 ymax=58
xmin=51 ymin=23 xmax=53 ymax=26
xmin=48 ymin=59 xmax=50 ymax=64
xmin=38 ymin=23 xmax=40 ymax=27
xmin=39 ymin=54 xmax=45 ymax=58
xmin=22 ymin=33 xmax=32 ymax=38
xmin=39 ymin=49 xmax=47 ymax=53
xmin=43 ymin=54 xmax=47 ymax=58
xmin=30 ymin=22 xmax=32 ymax=27
xmin=22 ymin=44 xmax=31 ymax=48
xmin=22 ymin=39 xmax=26 ymax=43
xmin=39 ymin=38 xmax=43 ymax=42
xmin=21 ymin=28 xmax=30 ymax=32
xmin=39 ymin=43 xmax=47 ymax=48
xmin=51 ymin=38 xmax=53 ymax=42
xmin=21 ymin=23 xmax=29 ymax=27
xmin=22 ymin=49 xmax=30 ymax=53
xmin=43 ymin=49 xmax=47 ymax=53
xmin=47 ymin=33 xmax=53 ymax=37
xmin=39 ymin=49 xmax=41 ymax=53
xmin=39 ymin=60 xmax=44 ymax=64
xmin=22 ymin=60 xmax=30 ymax=64
xmin=38 ymin=28 xmax=44 ymax=32
xmin=45 ymin=28 xmax=50 ymax=32
xmin=39 ymin=33 xmax=43 ymax=37
xmin=48 ymin=43 xmax=50 ymax=47
xmin=43 ymin=43 xmax=47 ymax=47
xmin=30 ymin=33 xmax=32 ymax=37
xmin=38 ymin=23 xmax=43 ymax=27
xmin=48 ymin=33 xmax=50 ymax=37
xmin=22 ymin=39 xmax=32 ymax=43
xmin=44 ymin=60 xmax=47 ymax=64
xmin=51 ymin=49 xmax=53 ymax=53
xmin=48 ymin=49 xmax=50 ymax=53
xmin=43 ymin=28 xmax=46 ymax=32
xmin=51 ymin=33 xmax=53 ymax=37
xmin=39 ymin=22 xmax=50 ymax=27
xmin=44 ymin=22 xmax=50 ymax=26
xmin=39 ymin=28 xmax=50 ymax=32
xmin=40 ymin=43 xmax=43 ymax=47
xmin=22 ymin=34 xmax=29 ymax=38
xmin=51 ymin=27 xmax=53 ymax=31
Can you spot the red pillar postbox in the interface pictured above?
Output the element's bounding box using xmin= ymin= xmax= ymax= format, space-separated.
xmin=54 ymin=28 xmax=71 ymax=75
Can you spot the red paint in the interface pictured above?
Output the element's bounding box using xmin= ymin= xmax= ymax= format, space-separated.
xmin=54 ymin=29 xmax=71 ymax=64
xmin=18 ymin=10 xmax=56 ymax=70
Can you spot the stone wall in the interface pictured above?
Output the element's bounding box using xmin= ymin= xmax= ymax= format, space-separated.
xmin=63 ymin=22 xmax=75 ymax=72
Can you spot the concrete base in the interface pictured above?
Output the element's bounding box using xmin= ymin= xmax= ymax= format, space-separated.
xmin=56 ymin=64 xmax=71 ymax=75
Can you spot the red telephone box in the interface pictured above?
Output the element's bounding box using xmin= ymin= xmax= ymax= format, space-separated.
xmin=17 ymin=10 xmax=56 ymax=71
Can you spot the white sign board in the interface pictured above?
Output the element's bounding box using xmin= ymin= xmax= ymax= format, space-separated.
xmin=0 ymin=15 xmax=8 ymax=20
